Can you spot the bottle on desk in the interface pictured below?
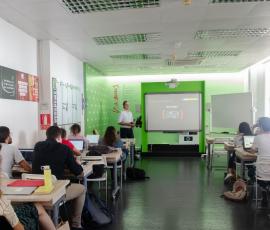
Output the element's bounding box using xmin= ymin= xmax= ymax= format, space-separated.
xmin=34 ymin=165 xmax=54 ymax=194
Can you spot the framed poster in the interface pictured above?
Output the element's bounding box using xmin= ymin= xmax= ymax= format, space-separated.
xmin=0 ymin=66 xmax=17 ymax=99
xmin=16 ymin=72 xmax=29 ymax=101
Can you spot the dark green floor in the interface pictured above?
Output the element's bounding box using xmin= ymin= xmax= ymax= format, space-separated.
xmin=102 ymin=157 xmax=270 ymax=230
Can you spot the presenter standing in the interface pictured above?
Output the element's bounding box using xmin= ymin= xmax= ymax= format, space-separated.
xmin=118 ymin=100 xmax=134 ymax=138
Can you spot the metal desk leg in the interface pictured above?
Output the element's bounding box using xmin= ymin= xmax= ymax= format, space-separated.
xmin=112 ymin=161 xmax=120 ymax=199
xmin=207 ymin=143 xmax=211 ymax=169
xmin=52 ymin=197 xmax=65 ymax=226
xmin=241 ymin=160 xmax=245 ymax=179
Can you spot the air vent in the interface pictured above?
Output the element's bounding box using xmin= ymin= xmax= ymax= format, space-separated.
xmin=210 ymin=0 xmax=270 ymax=3
xmin=110 ymin=53 xmax=161 ymax=60
xmin=195 ymin=28 xmax=270 ymax=39
xmin=94 ymin=33 xmax=161 ymax=45
xmin=167 ymin=59 xmax=203 ymax=66
xmin=61 ymin=0 xmax=159 ymax=14
xmin=188 ymin=50 xmax=241 ymax=58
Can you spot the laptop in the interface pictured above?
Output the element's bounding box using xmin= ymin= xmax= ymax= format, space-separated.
xmin=0 ymin=186 xmax=36 ymax=195
xmin=86 ymin=135 xmax=100 ymax=145
xmin=243 ymin=136 xmax=255 ymax=150
xmin=69 ymin=139 xmax=84 ymax=151
xmin=19 ymin=149 xmax=34 ymax=163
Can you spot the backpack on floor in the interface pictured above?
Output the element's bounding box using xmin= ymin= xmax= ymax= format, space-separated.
xmin=223 ymin=179 xmax=247 ymax=202
xmin=126 ymin=167 xmax=150 ymax=180
xmin=82 ymin=192 xmax=113 ymax=229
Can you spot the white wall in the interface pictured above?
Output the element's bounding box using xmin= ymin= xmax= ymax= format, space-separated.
xmin=0 ymin=17 xmax=38 ymax=148
xmin=38 ymin=41 xmax=84 ymax=139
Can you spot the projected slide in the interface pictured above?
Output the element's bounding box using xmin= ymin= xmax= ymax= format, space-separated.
xmin=145 ymin=93 xmax=201 ymax=131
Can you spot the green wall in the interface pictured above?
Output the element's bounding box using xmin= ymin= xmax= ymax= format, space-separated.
xmin=84 ymin=64 xmax=247 ymax=151
xmin=141 ymin=81 xmax=206 ymax=153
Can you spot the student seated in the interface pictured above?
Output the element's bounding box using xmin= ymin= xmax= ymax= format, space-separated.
xmin=68 ymin=124 xmax=88 ymax=149
xmin=99 ymin=126 xmax=128 ymax=178
xmin=61 ymin=128 xmax=81 ymax=156
xmin=32 ymin=126 xmax=85 ymax=230
xmin=0 ymin=126 xmax=31 ymax=178
xmin=226 ymin=122 xmax=252 ymax=179
xmin=249 ymin=117 xmax=270 ymax=207
xmin=99 ymin=126 xmax=127 ymax=159
xmin=0 ymin=150 xmax=56 ymax=230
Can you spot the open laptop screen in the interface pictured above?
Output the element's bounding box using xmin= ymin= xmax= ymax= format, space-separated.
xmin=69 ymin=140 xmax=84 ymax=151
xmin=243 ymin=136 xmax=255 ymax=149
xmin=86 ymin=135 xmax=100 ymax=144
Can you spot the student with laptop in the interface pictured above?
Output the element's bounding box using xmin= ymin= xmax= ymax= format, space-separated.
xmin=68 ymin=124 xmax=89 ymax=149
xmin=0 ymin=148 xmax=56 ymax=230
xmin=226 ymin=122 xmax=252 ymax=180
xmin=249 ymin=117 xmax=270 ymax=207
xmin=60 ymin=128 xmax=81 ymax=156
xmin=0 ymin=126 xmax=31 ymax=178
xmin=32 ymin=126 xmax=85 ymax=230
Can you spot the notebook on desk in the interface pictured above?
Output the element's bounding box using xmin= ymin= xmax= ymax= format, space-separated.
xmin=1 ymin=186 xmax=36 ymax=195
xmin=243 ymin=136 xmax=255 ymax=151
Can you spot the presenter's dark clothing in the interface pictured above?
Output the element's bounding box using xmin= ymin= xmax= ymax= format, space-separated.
xmin=120 ymin=127 xmax=134 ymax=138
xmin=32 ymin=139 xmax=83 ymax=179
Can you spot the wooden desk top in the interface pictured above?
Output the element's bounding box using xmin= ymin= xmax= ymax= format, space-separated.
xmin=224 ymin=142 xmax=235 ymax=151
xmin=2 ymin=180 xmax=69 ymax=205
xmin=235 ymin=148 xmax=257 ymax=161
xmin=206 ymin=137 xmax=215 ymax=144
xmin=103 ymin=149 xmax=122 ymax=164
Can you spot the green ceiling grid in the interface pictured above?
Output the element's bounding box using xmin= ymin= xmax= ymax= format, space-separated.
xmin=195 ymin=28 xmax=270 ymax=40
xmin=94 ymin=33 xmax=161 ymax=45
xmin=110 ymin=53 xmax=161 ymax=60
xmin=188 ymin=50 xmax=241 ymax=58
xmin=61 ymin=0 xmax=160 ymax=14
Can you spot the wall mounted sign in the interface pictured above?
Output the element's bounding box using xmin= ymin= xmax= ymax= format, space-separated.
xmin=0 ymin=65 xmax=39 ymax=102
xmin=40 ymin=113 xmax=51 ymax=130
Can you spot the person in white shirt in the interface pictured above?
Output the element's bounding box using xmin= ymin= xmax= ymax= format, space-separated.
xmin=118 ymin=100 xmax=134 ymax=138
xmin=0 ymin=126 xmax=31 ymax=178
xmin=250 ymin=117 xmax=270 ymax=207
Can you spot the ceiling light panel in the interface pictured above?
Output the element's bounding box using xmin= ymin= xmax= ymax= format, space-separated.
xmin=94 ymin=33 xmax=161 ymax=45
xmin=188 ymin=50 xmax=241 ymax=58
xmin=166 ymin=59 xmax=203 ymax=66
xmin=210 ymin=0 xmax=270 ymax=3
xmin=110 ymin=53 xmax=161 ymax=60
xmin=195 ymin=28 xmax=270 ymax=39
xmin=61 ymin=0 xmax=160 ymax=14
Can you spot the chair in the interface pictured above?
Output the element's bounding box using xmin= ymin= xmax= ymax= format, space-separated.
xmin=86 ymin=156 xmax=108 ymax=202
xmin=210 ymin=137 xmax=233 ymax=170
xmin=106 ymin=159 xmax=123 ymax=189
xmin=254 ymin=157 xmax=270 ymax=208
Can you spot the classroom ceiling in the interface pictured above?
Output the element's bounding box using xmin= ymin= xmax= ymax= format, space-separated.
xmin=1 ymin=0 xmax=270 ymax=75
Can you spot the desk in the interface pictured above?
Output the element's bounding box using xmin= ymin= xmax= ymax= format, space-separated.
xmin=224 ymin=142 xmax=235 ymax=151
xmin=103 ymin=149 xmax=122 ymax=199
xmin=235 ymin=148 xmax=257 ymax=179
xmin=2 ymin=179 xmax=69 ymax=225
xmin=121 ymin=138 xmax=135 ymax=167
xmin=206 ymin=137 xmax=214 ymax=169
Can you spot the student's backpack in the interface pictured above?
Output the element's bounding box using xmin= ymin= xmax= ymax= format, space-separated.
xmin=82 ymin=192 xmax=113 ymax=229
xmin=126 ymin=167 xmax=150 ymax=180
xmin=223 ymin=179 xmax=247 ymax=202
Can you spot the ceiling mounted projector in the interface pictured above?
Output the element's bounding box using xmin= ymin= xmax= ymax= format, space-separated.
xmin=165 ymin=79 xmax=179 ymax=88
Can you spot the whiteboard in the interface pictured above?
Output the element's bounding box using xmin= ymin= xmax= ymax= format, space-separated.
xmin=145 ymin=93 xmax=202 ymax=131
xmin=211 ymin=92 xmax=253 ymax=129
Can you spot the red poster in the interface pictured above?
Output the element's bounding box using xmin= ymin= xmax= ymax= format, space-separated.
xmin=16 ymin=72 xmax=29 ymax=101
xmin=28 ymin=75 xmax=39 ymax=102
xmin=40 ymin=114 xmax=51 ymax=130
